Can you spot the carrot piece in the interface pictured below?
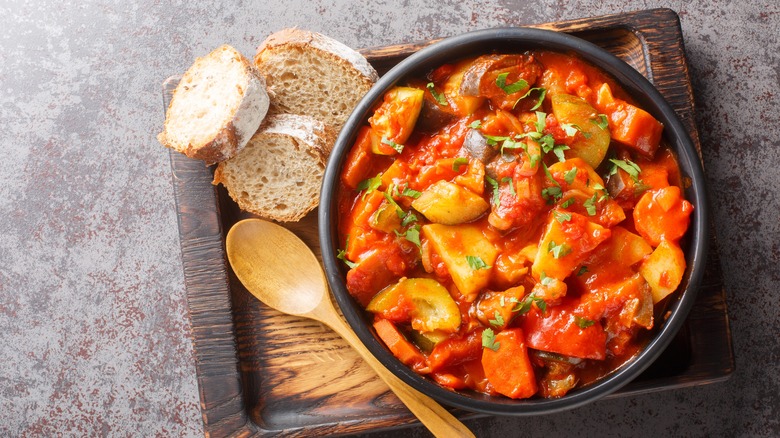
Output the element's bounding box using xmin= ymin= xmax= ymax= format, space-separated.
xmin=595 ymin=83 xmax=663 ymax=157
xmin=373 ymin=318 xmax=428 ymax=373
xmin=633 ymin=186 xmax=694 ymax=247
xmin=341 ymin=127 xmax=374 ymax=189
xmin=427 ymin=328 xmax=484 ymax=373
xmin=481 ymin=328 xmax=538 ymax=399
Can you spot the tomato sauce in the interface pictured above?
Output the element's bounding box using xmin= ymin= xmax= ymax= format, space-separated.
xmin=336 ymin=51 xmax=693 ymax=399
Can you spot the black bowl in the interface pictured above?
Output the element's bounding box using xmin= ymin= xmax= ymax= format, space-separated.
xmin=318 ymin=27 xmax=708 ymax=415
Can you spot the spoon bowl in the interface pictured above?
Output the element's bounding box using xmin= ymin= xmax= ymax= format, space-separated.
xmin=226 ymin=218 xmax=474 ymax=438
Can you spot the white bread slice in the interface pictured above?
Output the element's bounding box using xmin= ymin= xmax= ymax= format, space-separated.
xmin=158 ymin=45 xmax=270 ymax=165
xmin=254 ymin=28 xmax=379 ymax=130
xmin=213 ymin=114 xmax=336 ymax=222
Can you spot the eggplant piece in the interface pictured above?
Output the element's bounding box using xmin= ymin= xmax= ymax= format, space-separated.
xmin=416 ymin=95 xmax=456 ymax=133
xmin=459 ymin=54 xmax=542 ymax=110
xmin=461 ymin=129 xmax=497 ymax=163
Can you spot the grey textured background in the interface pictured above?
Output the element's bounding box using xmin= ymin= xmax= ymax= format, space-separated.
xmin=1 ymin=0 xmax=778 ymax=436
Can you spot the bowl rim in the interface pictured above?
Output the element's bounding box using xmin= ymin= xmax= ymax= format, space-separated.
xmin=319 ymin=26 xmax=709 ymax=415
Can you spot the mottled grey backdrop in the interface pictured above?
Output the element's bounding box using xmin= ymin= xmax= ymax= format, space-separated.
xmin=1 ymin=0 xmax=777 ymax=436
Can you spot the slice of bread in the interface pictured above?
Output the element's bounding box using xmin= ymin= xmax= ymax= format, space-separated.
xmin=213 ymin=114 xmax=336 ymax=222
xmin=158 ymin=45 xmax=270 ymax=165
xmin=255 ymin=28 xmax=379 ymax=130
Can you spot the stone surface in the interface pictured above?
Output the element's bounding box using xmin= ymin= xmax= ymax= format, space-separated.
xmin=1 ymin=0 xmax=778 ymax=436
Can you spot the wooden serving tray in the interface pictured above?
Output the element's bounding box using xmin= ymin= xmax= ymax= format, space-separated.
xmin=164 ymin=8 xmax=734 ymax=437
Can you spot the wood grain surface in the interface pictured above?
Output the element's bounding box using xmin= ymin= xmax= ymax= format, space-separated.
xmin=165 ymin=8 xmax=733 ymax=437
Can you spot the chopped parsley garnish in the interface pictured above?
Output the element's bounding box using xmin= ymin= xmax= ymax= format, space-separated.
xmin=484 ymin=134 xmax=510 ymax=145
xmin=401 ymin=211 xmax=418 ymax=227
xmin=357 ymin=173 xmax=382 ymax=198
xmin=489 ymin=311 xmax=505 ymax=327
xmin=466 ymin=255 xmax=491 ymax=270
xmin=336 ymin=246 xmax=357 ymax=269
xmin=500 ymin=138 xmax=525 ymax=155
xmin=486 ymin=175 xmax=500 ymax=206
xmin=395 ymin=225 xmax=421 ymax=247
xmin=535 ymin=111 xmax=547 ymax=133
xmin=564 ymin=167 xmax=578 ymax=185
xmin=594 ymin=114 xmax=609 ymax=130
xmin=560 ymin=197 xmax=575 ymax=209
xmin=382 ymin=192 xmax=405 ymax=218
xmin=513 ymin=292 xmax=547 ymax=315
xmin=577 ymin=266 xmax=589 ymax=276
xmin=513 ymin=87 xmax=547 ymax=110
xmin=548 ymin=240 xmax=572 ymax=259
xmin=482 ymin=328 xmax=500 ymax=351
xmin=609 ymin=159 xmax=642 ymax=180
xmin=501 ymin=177 xmax=517 ymax=198
xmin=552 ymin=144 xmax=569 ymax=162
xmin=553 ymin=210 xmax=572 ymax=224
xmin=541 ymin=164 xmax=563 ymax=203
xmin=453 ymin=157 xmax=469 ymax=172
xmin=495 ymin=72 xmax=529 ymax=94
xmin=560 ymin=123 xmax=580 ymax=137
xmin=381 ymin=136 xmax=404 ymax=154
xmin=583 ymin=193 xmax=598 ymax=216
xmin=575 ymin=316 xmax=596 ymax=329
xmin=540 ymin=271 xmax=553 ymax=286
xmin=401 ymin=186 xmax=422 ymax=198
xmin=468 ymin=119 xmax=482 ymax=129
xmin=426 ymin=82 xmax=448 ymax=106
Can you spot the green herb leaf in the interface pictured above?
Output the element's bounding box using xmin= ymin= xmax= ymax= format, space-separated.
xmin=381 ymin=136 xmax=404 ymax=154
xmin=357 ymin=173 xmax=382 ymax=199
xmin=482 ymin=328 xmax=500 ymax=351
xmin=560 ymin=197 xmax=575 ymax=209
xmin=484 ymin=134 xmax=509 ymax=145
xmin=453 ymin=157 xmax=469 ymax=172
xmin=336 ymin=248 xmax=357 ymax=269
xmin=486 ymin=175 xmax=500 ymax=206
xmin=426 ymin=82 xmax=448 ymax=106
xmin=382 ymin=192 xmax=405 ymax=218
xmin=583 ymin=193 xmax=597 ymax=216
xmin=594 ymin=114 xmax=609 ymax=130
xmin=552 ymin=144 xmax=569 ymax=162
xmin=401 ymin=187 xmax=422 ymax=198
xmin=405 ymin=226 xmax=421 ymax=247
xmin=540 ymin=271 xmax=553 ymax=286
xmin=609 ymin=159 xmax=642 ymax=180
xmin=564 ymin=167 xmax=578 ymax=185
xmin=548 ymin=240 xmax=572 ymax=259
xmin=577 ymin=266 xmax=589 ymax=276
xmin=401 ymin=211 xmax=418 ymax=227
xmin=495 ymin=72 xmax=529 ymax=94
xmin=501 ymin=177 xmax=516 ymax=198
xmin=513 ymin=87 xmax=547 ymax=110
xmin=489 ymin=311 xmax=505 ymax=327
xmin=553 ymin=210 xmax=572 ymax=224
xmin=575 ymin=316 xmax=596 ymax=329
xmin=512 ymin=292 xmax=547 ymax=315
xmin=500 ymin=138 xmax=525 ymax=155
xmin=539 ymin=134 xmax=555 ymax=153
xmin=560 ymin=123 xmax=579 ymax=137
xmin=468 ymin=119 xmax=482 ymax=129
xmin=466 ymin=255 xmax=491 ymax=270
xmin=535 ymin=111 xmax=547 ymax=133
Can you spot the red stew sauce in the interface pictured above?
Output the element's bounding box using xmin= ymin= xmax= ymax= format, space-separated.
xmin=336 ymin=51 xmax=693 ymax=399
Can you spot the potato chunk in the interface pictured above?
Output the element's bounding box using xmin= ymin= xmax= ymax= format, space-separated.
xmin=422 ymin=223 xmax=498 ymax=300
xmin=412 ymin=180 xmax=489 ymax=225
xmin=639 ymin=240 xmax=686 ymax=303
xmin=532 ymin=211 xmax=611 ymax=282
xmin=369 ymin=86 xmax=424 ymax=155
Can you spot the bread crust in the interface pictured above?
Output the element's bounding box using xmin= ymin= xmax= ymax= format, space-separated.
xmin=256 ymin=28 xmax=379 ymax=86
xmin=158 ymin=45 xmax=270 ymax=165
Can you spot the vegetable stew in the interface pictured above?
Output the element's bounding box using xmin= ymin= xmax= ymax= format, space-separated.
xmin=336 ymin=51 xmax=693 ymax=399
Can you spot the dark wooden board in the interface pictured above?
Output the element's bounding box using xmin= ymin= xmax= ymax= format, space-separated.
xmin=164 ymin=8 xmax=734 ymax=437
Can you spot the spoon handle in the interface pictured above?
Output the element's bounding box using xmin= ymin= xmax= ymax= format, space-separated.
xmin=319 ymin=309 xmax=475 ymax=438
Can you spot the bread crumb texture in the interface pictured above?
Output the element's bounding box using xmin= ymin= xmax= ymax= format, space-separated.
xmin=159 ymin=45 xmax=269 ymax=164
xmin=213 ymin=114 xmax=336 ymax=222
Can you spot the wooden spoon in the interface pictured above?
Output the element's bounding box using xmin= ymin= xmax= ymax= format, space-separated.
xmin=226 ymin=218 xmax=474 ymax=438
